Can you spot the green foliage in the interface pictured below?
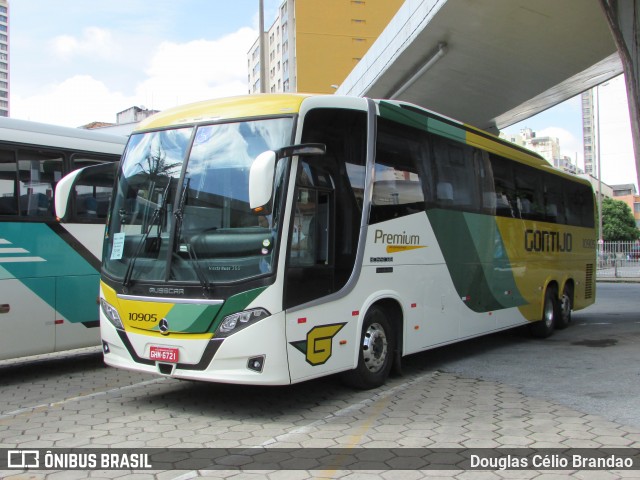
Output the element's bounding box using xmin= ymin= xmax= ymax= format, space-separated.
xmin=601 ymin=197 xmax=640 ymax=241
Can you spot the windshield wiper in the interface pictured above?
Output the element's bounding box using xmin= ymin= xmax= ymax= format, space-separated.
xmin=122 ymin=180 xmax=172 ymax=289
xmin=173 ymin=178 xmax=212 ymax=297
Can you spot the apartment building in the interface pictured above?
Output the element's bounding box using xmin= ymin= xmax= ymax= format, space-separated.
xmin=248 ymin=0 xmax=403 ymax=95
xmin=502 ymin=127 xmax=582 ymax=175
xmin=581 ymin=89 xmax=595 ymax=176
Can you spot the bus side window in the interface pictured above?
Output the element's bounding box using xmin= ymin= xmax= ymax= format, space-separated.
xmin=489 ymin=154 xmax=517 ymax=218
xmin=514 ymin=163 xmax=544 ymax=221
xmin=17 ymin=152 xmax=62 ymax=218
xmin=432 ymin=137 xmax=479 ymax=212
xmin=544 ymin=174 xmax=565 ymax=224
xmin=370 ymin=117 xmax=426 ymax=223
xmin=0 ymin=148 xmax=18 ymax=215
xmin=70 ymin=162 xmax=116 ymax=223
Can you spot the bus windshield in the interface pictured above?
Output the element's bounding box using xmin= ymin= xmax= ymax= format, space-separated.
xmin=103 ymin=117 xmax=294 ymax=287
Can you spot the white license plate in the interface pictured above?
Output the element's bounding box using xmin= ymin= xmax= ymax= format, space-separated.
xmin=149 ymin=346 xmax=179 ymax=363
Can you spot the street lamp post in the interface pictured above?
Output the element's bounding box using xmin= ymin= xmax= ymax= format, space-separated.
xmin=259 ymin=0 xmax=266 ymax=93
xmin=597 ymin=84 xmax=603 ymax=252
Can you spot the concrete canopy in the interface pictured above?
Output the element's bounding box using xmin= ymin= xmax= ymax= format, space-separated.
xmin=336 ymin=0 xmax=622 ymax=133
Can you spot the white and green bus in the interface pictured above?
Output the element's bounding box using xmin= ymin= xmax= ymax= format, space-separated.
xmin=94 ymin=94 xmax=596 ymax=388
xmin=0 ymin=117 xmax=125 ymax=361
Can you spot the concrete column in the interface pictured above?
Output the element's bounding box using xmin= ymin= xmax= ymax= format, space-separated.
xmin=599 ymin=0 xmax=640 ymax=189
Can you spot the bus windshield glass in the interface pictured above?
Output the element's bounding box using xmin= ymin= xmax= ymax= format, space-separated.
xmin=103 ymin=117 xmax=294 ymax=286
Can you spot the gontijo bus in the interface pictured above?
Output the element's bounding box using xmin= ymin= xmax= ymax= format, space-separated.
xmin=0 ymin=117 xmax=125 ymax=361
xmin=97 ymin=94 xmax=596 ymax=388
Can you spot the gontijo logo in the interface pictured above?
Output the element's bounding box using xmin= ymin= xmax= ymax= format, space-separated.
xmin=290 ymin=323 xmax=346 ymax=366
xmin=374 ymin=229 xmax=426 ymax=253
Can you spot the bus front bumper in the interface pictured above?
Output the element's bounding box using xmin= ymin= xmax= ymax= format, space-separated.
xmin=101 ymin=311 xmax=292 ymax=385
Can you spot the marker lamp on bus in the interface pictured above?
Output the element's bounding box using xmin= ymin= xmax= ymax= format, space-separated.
xmin=100 ymin=298 xmax=124 ymax=330
xmin=216 ymin=308 xmax=270 ymax=337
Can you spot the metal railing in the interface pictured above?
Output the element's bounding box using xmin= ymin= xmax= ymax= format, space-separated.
xmin=597 ymin=241 xmax=640 ymax=279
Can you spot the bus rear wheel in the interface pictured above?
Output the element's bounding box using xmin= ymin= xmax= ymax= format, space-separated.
xmin=341 ymin=305 xmax=394 ymax=389
xmin=530 ymin=286 xmax=557 ymax=338
xmin=555 ymin=284 xmax=573 ymax=330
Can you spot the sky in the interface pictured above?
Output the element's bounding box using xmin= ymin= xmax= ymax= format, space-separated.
xmin=8 ymin=0 xmax=638 ymax=190
xmin=504 ymin=74 xmax=637 ymax=190
xmin=10 ymin=1 xmax=282 ymax=125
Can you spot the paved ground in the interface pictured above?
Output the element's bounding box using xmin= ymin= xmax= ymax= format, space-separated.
xmin=0 ymin=283 xmax=639 ymax=479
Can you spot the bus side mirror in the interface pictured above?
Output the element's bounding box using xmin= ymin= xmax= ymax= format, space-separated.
xmin=54 ymin=169 xmax=83 ymax=221
xmin=249 ymin=150 xmax=277 ymax=214
xmin=54 ymin=163 xmax=117 ymax=222
xmin=249 ymin=144 xmax=326 ymax=214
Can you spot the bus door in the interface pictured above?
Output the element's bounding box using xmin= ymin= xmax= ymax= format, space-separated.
xmin=283 ymin=107 xmax=368 ymax=383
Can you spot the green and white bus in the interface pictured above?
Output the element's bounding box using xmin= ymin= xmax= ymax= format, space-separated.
xmin=94 ymin=94 xmax=596 ymax=388
xmin=0 ymin=117 xmax=125 ymax=361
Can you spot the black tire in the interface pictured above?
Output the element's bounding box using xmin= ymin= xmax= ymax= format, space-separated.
xmin=341 ymin=305 xmax=395 ymax=389
xmin=529 ymin=286 xmax=557 ymax=338
xmin=555 ymin=284 xmax=573 ymax=330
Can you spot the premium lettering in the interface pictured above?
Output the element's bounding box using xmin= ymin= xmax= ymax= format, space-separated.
xmin=374 ymin=229 xmax=420 ymax=245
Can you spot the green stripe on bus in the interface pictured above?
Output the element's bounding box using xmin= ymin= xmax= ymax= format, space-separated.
xmin=158 ymin=303 xmax=222 ymax=334
xmin=378 ymin=101 xmax=466 ymax=142
xmin=427 ymin=209 xmax=526 ymax=312
xmin=1 ymin=223 xmax=99 ymax=324
xmin=209 ymin=286 xmax=268 ymax=333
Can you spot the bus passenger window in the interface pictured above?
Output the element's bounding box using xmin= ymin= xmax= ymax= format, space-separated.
xmin=17 ymin=152 xmax=62 ymax=217
xmin=371 ymin=117 xmax=426 ymax=223
xmin=0 ymin=149 xmax=18 ymax=215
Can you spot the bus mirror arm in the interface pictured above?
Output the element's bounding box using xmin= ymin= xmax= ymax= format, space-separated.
xmin=277 ymin=143 xmax=326 ymax=159
xmin=249 ymin=144 xmax=326 ymax=214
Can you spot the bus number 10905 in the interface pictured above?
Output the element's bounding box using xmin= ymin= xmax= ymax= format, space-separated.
xmin=129 ymin=313 xmax=158 ymax=322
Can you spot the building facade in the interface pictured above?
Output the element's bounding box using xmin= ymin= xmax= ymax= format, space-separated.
xmin=0 ymin=0 xmax=8 ymax=117
xmin=501 ymin=127 xmax=582 ymax=175
xmin=248 ymin=0 xmax=403 ymax=95
xmin=581 ymin=89 xmax=595 ymax=176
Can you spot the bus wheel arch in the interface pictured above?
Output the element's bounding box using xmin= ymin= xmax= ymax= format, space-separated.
xmin=376 ymin=298 xmax=403 ymax=377
xmin=530 ymin=282 xmax=558 ymax=338
xmin=555 ymin=280 xmax=574 ymax=329
xmin=341 ymin=299 xmax=402 ymax=389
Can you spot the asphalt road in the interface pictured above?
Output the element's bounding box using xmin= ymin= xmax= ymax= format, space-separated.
xmin=399 ymin=281 xmax=640 ymax=428
xmin=0 ymin=282 xmax=638 ymax=478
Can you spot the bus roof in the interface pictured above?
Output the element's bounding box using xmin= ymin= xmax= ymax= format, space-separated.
xmin=135 ymin=94 xmax=590 ymax=188
xmin=137 ymin=94 xmax=312 ymax=132
xmin=0 ymin=117 xmax=127 ymax=155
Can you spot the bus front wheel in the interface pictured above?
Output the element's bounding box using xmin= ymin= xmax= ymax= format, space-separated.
xmin=341 ymin=305 xmax=394 ymax=389
xmin=530 ymin=286 xmax=557 ymax=338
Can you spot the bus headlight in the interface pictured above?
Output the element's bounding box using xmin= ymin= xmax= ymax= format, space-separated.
xmin=216 ymin=308 xmax=270 ymax=337
xmin=100 ymin=298 xmax=123 ymax=330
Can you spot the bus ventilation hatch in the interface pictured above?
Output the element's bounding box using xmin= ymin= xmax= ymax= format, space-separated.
xmin=585 ymin=264 xmax=594 ymax=299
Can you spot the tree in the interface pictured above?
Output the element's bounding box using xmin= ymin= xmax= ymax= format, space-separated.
xmin=601 ymin=197 xmax=640 ymax=241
